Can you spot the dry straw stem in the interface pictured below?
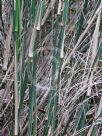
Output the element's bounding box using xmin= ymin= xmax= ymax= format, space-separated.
xmin=14 ymin=0 xmax=16 ymax=10
xmin=3 ymin=24 xmax=12 ymax=71
xmin=2 ymin=58 xmax=14 ymax=83
xmin=0 ymin=95 xmax=13 ymax=118
xmin=41 ymin=0 xmax=57 ymax=26
xmin=96 ymin=97 xmax=102 ymax=118
xmin=57 ymin=0 xmax=62 ymax=15
xmin=48 ymin=126 xmax=51 ymax=136
xmin=20 ymin=0 xmax=24 ymax=30
xmin=36 ymin=0 xmax=43 ymax=30
xmin=14 ymin=45 xmax=19 ymax=136
xmin=28 ymin=26 xmax=37 ymax=58
xmin=87 ymin=123 xmax=95 ymax=136
xmin=87 ymin=8 xmax=101 ymax=96
xmin=88 ymin=73 xmax=102 ymax=134
xmin=86 ymin=87 xmax=102 ymax=136
xmin=91 ymin=11 xmax=101 ymax=65
xmin=28 ymin=2 xmax=41 ymax=58
xmin=87 ymin=3 xmax=102 ymax=134
xmin=60 ymin=26 xmax=66 ymax=58
xmin=61 ymin=3 xmax=102 ymax=72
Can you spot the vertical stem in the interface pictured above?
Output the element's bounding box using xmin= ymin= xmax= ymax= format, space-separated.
xmin=13 ymin=0 xmax=18 ymax=134
xmin=32 ymin=0 xmax=35 ymax=25
xmin=14 ymin=38 xmax=19 ymax=136
xmin=14 ymin=0 xmax=21 ymax=135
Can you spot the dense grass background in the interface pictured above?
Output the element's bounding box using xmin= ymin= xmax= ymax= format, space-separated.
xmin=0 ymin=0 xmax=102 ymax=135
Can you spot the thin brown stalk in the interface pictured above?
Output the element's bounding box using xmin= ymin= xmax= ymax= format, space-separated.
xmin=3 ymin=24 xmax=12 ymax=71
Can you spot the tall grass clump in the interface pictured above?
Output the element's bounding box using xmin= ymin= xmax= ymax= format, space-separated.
xmin=0 ymin=0 xmax=102 ymax=136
